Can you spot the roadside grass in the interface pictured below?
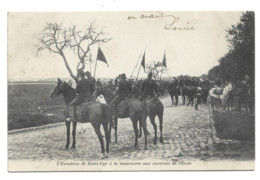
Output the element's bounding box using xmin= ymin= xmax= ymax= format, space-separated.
xmin=8 ymin=83 xmax=65 ymax=130
xmin=212 ymin=111 xmax=255 ymax=142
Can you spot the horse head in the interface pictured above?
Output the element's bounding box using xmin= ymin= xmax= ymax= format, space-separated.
xmin=93 ymin=85 xmax=103 ymax=98
xmin=222 ymin=83 xmax=233 ymax=96
xmin=50 ymin=78 xmax=74 ymax=98
xmin=93 ymin=85 xmax=114 ymax=104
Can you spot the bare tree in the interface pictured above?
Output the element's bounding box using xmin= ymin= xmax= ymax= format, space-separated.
xmin=146 ymin=61 xmax=168 ymax=80
xmin=35 ymin=22 xmax=111 ymax=82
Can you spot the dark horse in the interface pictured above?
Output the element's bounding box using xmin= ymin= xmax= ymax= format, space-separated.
xmin=94 ymin=85 xmax=148 ymax=149
xmin=180 ymin=80 xmax=197 ymax=106
xmin=139 ymin=97 xmax=164 ymax=144
xmin=167 ymin=81 xmax=181 ymax=106
xmin=50 ymin=78 xmax=112 ymax=153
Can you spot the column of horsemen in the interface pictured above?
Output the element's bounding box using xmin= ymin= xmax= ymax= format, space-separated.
xmin=66 ymin=70 xmax=215 ymax=117
xmin=65 ymin=69 xmax=252 ymax=121
xmin=51 ymin=70 xmax=252 ymax=152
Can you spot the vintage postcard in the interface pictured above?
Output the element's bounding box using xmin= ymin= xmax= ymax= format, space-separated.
xmin=8 ymin=11 xmax=255 ymax=171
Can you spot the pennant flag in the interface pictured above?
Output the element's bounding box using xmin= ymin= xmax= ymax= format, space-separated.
xmin=162 ymin=51 xmax=167 ymax=68
xmin=97 ymin=47 xmax=109 ymax=67
xmin=141 ymin=52 xmax=145 ymax=71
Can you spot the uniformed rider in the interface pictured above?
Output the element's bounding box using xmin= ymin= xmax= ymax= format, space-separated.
xmin=110 ymin=73 xmax=132 ymax=115
xmin=85 ymin=71 xmax=96 ymax=95
xmin=64 ymin=71 xmax=94 ymax=121
xmin=138 ymin=72 xmax=159 ymax=101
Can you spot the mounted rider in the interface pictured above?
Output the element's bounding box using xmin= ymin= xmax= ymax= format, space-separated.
xmin=110 ymin=73 xmax=132 ymax=116
xmin=138 ymin=72 xmax=159 ymax=101
xmin=85 ymin=71 xmax=96 ymax=95
xmin=64 ymin=70 xmax=95 ymax=121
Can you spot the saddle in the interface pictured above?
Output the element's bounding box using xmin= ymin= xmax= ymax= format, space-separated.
xmin=77 ymin=98 xmax=97 ymax=123
xmin=213 ymin=88 xmax=223 ymax=95
xmin=116 ymin=99 xmax=129 ymax=116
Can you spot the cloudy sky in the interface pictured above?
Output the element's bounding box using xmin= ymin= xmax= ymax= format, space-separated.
xmin=8 ymin=11 xmax=242 ymax=80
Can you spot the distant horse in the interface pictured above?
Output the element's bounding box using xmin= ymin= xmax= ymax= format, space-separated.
xmin=94 ymin=85 xmax=148 ymax=150
xmin=167 ymin=81 xmax=181 ymax=106
xmin=180 ymin=80 xmax=197 ymax=107
xmin=208 ymin=83 xmax=233 ymax=111
xmin=50 ymin=78 xmax=112 ymax=153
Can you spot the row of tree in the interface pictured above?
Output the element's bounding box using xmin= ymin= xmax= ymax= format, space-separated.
xmin=207 ymin=11 xmax=255 ymax=85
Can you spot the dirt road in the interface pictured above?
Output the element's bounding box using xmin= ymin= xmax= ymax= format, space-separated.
xmin=8 ymin=96 xmax=254 ymax=161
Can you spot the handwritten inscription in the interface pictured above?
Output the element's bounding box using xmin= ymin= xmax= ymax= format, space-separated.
xmin=127 ymin=13 xmax=195 ymax=31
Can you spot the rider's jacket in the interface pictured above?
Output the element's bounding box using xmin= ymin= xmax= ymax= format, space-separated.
xmin=141 ymin=78 xmax=158 ymax=97
xmin=76 ymin=78 xmax=94 ymax=99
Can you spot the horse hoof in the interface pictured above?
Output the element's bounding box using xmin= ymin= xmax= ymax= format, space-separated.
xmin=65 ymin=146 xmax=69 ymax=150
xmin=144 ymin=147 xmax=148 ymax=150
xmin=70 ymin=146 xmax=76 ymax=149
xmin=160 ymin=140 xmax=164 ymax=144
xmin=153 ymin=140 xmax=157 ymax=145
xmin=138 ymin=134 xmax=142 ymax=138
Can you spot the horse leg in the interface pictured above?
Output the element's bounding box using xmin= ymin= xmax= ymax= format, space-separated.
xmin=158 ymin=113 xmax=164 ymax=143
xmin=175 ymin=95 xmax=179 ymax=106
xmin=93 ymin=124 xmax=105 ymax=153
xmin=182 ymin=95 xmax=185 ymax=105
xmin=102 ymin=122 xmax=110 ymax=153
xmin=211 ymin=99 xmax=215 ymax=111
xmin=170 ymin=93 xmax=174 ymax=105
xmin=71 ymin=121 xmax=77 ymax=149
xmin=149 ymin=115 xmax=157 ymax=144
xmin=108 ymin=122 xmax=112 ymax=143
xmin=114 ymin=118 xmax=118 ymax=143
xmin=227 ymin=98 xmax=230 ymax=111
xmin=65 ymin=121 xmax=71 ymax=149
xmin=138 ymin=119 xmax=143 ymax=137
xmin=187 ymin=96 xmax=190 ymax=107
xmin=140 ymin=112 xmax=148 ymax=150
xmin=131 ymin=119 xmax=139 ymax=148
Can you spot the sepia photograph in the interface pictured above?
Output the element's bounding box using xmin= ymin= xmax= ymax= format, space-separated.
xmin=7 ymin=11 xmax=255 ymax=171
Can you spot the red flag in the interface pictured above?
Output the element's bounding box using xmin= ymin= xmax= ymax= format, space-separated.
xmin=141 ymin=52 xmax=145 ymax=71
xmin=97 ymin=47 xmax=109 ymax=67
xmin=162 ymin=52 xmax=167 ymax=68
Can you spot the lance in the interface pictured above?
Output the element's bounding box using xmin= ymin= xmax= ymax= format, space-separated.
xmin=135 ymin=47 xmax=146 ymax=83
xmin=130 ymin=52 xmax=142 ymax=79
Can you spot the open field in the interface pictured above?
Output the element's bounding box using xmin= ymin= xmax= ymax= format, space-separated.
xmin=8 ymin=83 xmax=65 ymax=130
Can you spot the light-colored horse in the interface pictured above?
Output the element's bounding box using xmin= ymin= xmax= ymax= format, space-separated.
xmin=208 ymin=83 xmax=233 ymax=111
